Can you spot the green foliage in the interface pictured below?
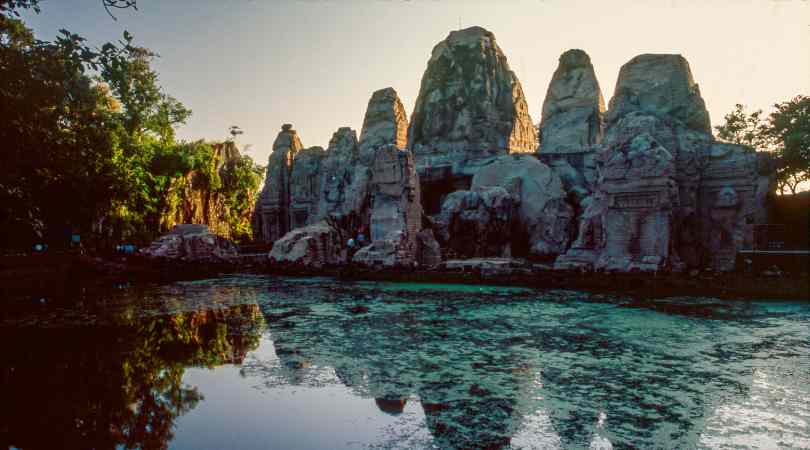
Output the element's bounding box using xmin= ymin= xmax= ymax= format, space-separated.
xmin=716 ymin=96 xmax=810 ymax=195
xmin=767 ymin=96 xmax=810 ymax=195
xmin=715 ymin=104 xmax=769 ymax=150
xmin=0 ymin=5 xmax=263 ymax=249
xmin=220 ymin=154 xmax=264 ymax=241
xmin=0 ymin=13 xmax=126 ymax=247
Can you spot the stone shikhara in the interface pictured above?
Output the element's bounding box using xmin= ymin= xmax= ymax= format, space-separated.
xmin=251 ymin=27 xmax=774 ymax=273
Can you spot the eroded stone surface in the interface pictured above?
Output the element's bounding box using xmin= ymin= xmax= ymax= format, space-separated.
xmin=354 ymin=145 xmax=423 ymax=268
xmin=606 ymin=54 xmax=711 ymax=133
xmin=539 ymin=49 xmax=605 ymax=155
xmin=435 ymin=186 xmax=515 ymax=258
xmin=289 ymin=146 xmax=326 ymax=229
xmin=268 ymin=221 xmax=341 ymax=268
xmin=408 ymin=26 xmax=536 ymax=181
xmin=556 ymin=134 xmax=678 ymax=272
xmin=471 ymin=154 xmax=573 ymax=260
xmin=316 ymin=127 xmax=361 ymax=220
xmin=143 ymin=224 xmax=238 ymax=262
xmin=359 ymin=88 xmax=409 ymax=165
xmin=254 ymin=124 xmax=305 ymax=243
xmin=556 ymin=54 xmax=774 ymax=272
xmin=416 ymin=229 xmax=442 ymax=268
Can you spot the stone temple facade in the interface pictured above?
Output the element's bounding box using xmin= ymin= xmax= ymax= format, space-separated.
xmin=408 ymin=26 xmax=537 ymax=214
xmin=555 ymin=54 xmax=774 ymax=272
xmin=256 ymin=27 xmax=775 ymax=273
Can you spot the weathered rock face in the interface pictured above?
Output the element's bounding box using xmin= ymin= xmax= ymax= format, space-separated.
xmin=354 ymin=145 xmax=422 ymax=268
xmin=555 ymin=53 xmax=774 ymax=272
xmin=367 ymin=145 xmax=422 ymax=243
xmin=539 ymin=49 xmax=605 ymax=155
xmin=471 ymin=154 xmax=574 ymax=260
xmin=606 ymin=54 xmax=711 ymax=133
xmin=268 ymin=221 xmax=341 ymax=268
xmin=408 ymin=26 xmax=536 ymax=186
xmin=289 ymin=146 xmax=326 ymax=229
xmin=359 ymin=88 xmax=409 ymax=164
xmin=142 ymin=224 xmax=238 ymax=262
xmin=316 ymin=127 xmax=362 ymax=220
xmin=254 ymin=124 xmax=304 ymax=243
xmin=435 ymin=186 xmax=515 ymax=258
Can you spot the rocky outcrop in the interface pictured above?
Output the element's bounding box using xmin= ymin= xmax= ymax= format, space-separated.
xmin=254 ymin=124 xmax=304 ymax=243
xmin=354 ymin=145 xmax=422 ymax=268
xmin=142 ymin=224 xmax=238 ymax=262
xmin=556 ymin=54 xmax=774 ymax=272
xmin=471 ymin=154 xmax=574 ymax=260
xmin=268 ymin=221 xmax=341 ymax=268
xmin=539 ymin=49 xmax=605 ymax=155
xmin=435 ymin=186 xmax=515 ymax=258
xmin=408 ymin=26 xmax=536 ymax=188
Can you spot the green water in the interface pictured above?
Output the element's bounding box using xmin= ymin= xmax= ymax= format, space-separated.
xmin=1 ymin=275 xmax=808 ymax=449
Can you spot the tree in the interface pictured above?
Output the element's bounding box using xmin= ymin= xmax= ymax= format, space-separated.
xmin=767 ymin=96 xmax=810 ymax=195
xmin=0 ymin=14 xmax=125 ymax=247
xmin=0 ymin=0 xmax=264 ymax=249
xmin=716 ymin=97 xmax=810 ymax=195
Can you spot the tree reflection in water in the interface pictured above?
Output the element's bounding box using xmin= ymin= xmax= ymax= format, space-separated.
xmin=0 ymin=304 xmax=263 ymax=450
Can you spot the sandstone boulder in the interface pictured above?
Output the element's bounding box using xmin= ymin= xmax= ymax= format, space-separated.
xmin=268 ymin=221 xmax=341 ymax=269
xmin=353 ymin=230 xmax=416 ymax=269
xmin=408 ymin=26 xmax=536 ymax=181
xmin=471 ymin=154 xmax=573 ymax=259
xmin=434 ymin=186 xmax=515 ymax=258
xmin=143 ymin=224 xmax=238 ymax=262
xmin=539 ymin=49 xmax=605 ymax=155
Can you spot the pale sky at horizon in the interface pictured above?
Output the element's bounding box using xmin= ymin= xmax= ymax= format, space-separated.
xmin=23 ymin=0 xmax=810 ymax=165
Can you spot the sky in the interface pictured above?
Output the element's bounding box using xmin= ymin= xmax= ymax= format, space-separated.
xmin=23 ymin=0 xmax=810 ymax=165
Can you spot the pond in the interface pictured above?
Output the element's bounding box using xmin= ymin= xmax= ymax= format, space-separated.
xmin=1 ymin=275 xmax=808 ymax=449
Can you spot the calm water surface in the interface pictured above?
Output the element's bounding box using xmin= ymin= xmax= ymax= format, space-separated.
xmin=1 ymin=275 xmax=808 ymax=449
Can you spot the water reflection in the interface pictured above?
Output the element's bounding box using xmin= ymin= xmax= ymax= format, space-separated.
xmin=1 ymin=277 xmax=808 ymax=449
xmin=243 ymin=280 xmax=810 ymax=449
xmin=0 ymin=304 xmax=263 ymax=450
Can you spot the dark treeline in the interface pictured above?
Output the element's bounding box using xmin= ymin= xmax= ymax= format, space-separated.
xmin=0 ymin=0 xmax=263 ymax=251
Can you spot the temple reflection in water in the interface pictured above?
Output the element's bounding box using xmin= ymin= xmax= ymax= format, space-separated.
xmin=2 ymin=276 xmax=808 ymax=449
